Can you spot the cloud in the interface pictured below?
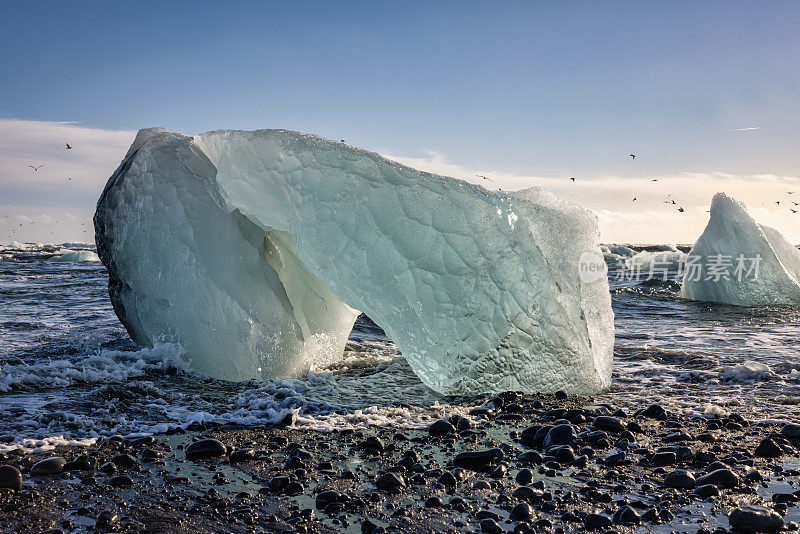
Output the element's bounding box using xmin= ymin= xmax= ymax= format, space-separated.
xmin=383 ymin=150 xmax=800 ymax=244
xmin=0 ymin=119 xmax=135 ymax=243
xmin=729 ymin=126 xmax=762 ymax=131
xmin=2 ymin=120 xmax=797 ymax=245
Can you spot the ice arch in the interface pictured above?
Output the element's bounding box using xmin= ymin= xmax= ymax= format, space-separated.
xmin=95 ymin=128 xmax=613 ymax=395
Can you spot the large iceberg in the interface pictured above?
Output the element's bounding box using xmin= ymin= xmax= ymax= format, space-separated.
xmin=95 ymin=128 xmax=613 ymax=395
xmin=681 ymin=193 xmax=800 ymax=306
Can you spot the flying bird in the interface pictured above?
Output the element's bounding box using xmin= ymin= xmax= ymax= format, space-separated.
xmin=29 ymin=164 xmax=44 ymax=171
xmin=651 ymin=179 xmax=658 ymax=182
xmin=67 ymin=177 xmax=72 ymax=181
xmin=476 ymin=174 xmax=493 ymax=182
xmin=630 ymin=154 xmax=636 ymax=160
xmin=678 ymin=207 xmax=685 ymax=213
xmin=570 ymin=177 xmax=575 ymax=182
xmin=632 ymin=197 xmax=637 ymax=202
xmin=792 ymin=209 xmax=798 ymax=214
xmin=776 ymin=201 xmax=781 ymax=205
xmin=65 ymin=142 xmax=72 ymax=150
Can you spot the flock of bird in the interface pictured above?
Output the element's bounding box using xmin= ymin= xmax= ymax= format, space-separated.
xmin=5 ymin=147 xmax=798 ymax=241
xmin=5 ymin=142 xmax=82 ymax=240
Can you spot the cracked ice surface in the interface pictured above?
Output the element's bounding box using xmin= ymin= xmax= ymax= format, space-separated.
xmin=95 ymin=128 xmax=613 ymax=395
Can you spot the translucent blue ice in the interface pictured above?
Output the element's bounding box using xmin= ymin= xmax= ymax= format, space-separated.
xmin=95 ymin=129 xmax=613 ymax=394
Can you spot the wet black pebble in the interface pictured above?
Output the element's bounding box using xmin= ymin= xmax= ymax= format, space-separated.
xmin=694 ymin=484 xmax=720 ymax=498
xmin=641 ymin=404 xmax=668 ymax=419
xmin=512 ymin=486 xmax=543 ymax=502
xmin=99 ymin=462 xmax=117 ymax=474
xmin=185 ymin=439 xmax=227 ymax=460
xmin=437 ymin=471 xmax=457 ymax=488
xmin=584 ymin=513 xmax=612 ymax=530
xmin=315 ymin=490 xmax=341 ymax=509
xmin=429 ymin=420 xmax=456 ymax=437
xmin=375 ymin=472 xmax=406 ymax=491
xmin=754 ymin=438 xmax=783 ymax=459
xmin=453 ymin=448 xmax=503 ymax=470
xmin=480 ymin=518 xmax=503 ymax=533
xmin=229 ymin=448 xmax=256 ymax=463
xmin=593 ymin=416 xmax=625 ymax=433
xmin=0 ymin=465 xmax=23 ymax=492
xmin=543 ymin=425 xmax=575 ymax=448
xmin=695 ymin=468 xmax=739 ymax=488
xmin=69 ymin=454 xmax=97 ymax=471
xmin=652 ymin=451 xmax=676 ymax=466
xmin=728 ymin=505 xmax=784 ymax=533
xmin=110 ymin=454 xmax=137 ymax=468
xmin=425 ymin=496 xmax=442 ymax=508
xmin=490 ymin=462 xmax=508 ymax=478
xmin=604 ymin=452 xmax=625 ymax=466
xmin=285 ymin=481 xmax=304 ymax=494
xmin=509 ymin=502 xmax=534 ymax=521
xmin=613 ymin=505 xmax=641 ymax=525
xmin=664 ymin=469 xmax=696 ymax=489
xmin=96 ymin=510 xmax=118 ymax=527
xmin=363 ymin=436 xmax=385 ymax=453
xmin=30 ymin=457 xmax=66 ymax=476
xmin=516 ymin=468 xmax=533 ymax=484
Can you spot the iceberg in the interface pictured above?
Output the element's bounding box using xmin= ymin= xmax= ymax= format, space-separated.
xmin=680 ymin=193 xmax=800 ymax=306
xmin=49 ymin=250 xmax=100 ymax=263
xmin=94 ymin=128 xmax=613 ymax=395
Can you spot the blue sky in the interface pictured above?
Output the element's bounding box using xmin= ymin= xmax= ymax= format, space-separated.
xmin=1 ymin=1 xmax=799 ymax=243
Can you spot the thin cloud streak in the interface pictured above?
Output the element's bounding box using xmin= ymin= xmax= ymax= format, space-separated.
xmin=729 ymin=126 xmax=762 ymax=131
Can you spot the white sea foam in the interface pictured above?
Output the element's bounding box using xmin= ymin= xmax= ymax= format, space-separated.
xmin=719 ymin=361 xmax=775 ymax=382
xmin=0 ymin=436 xmax=98 ymax=455
xmin=0 ymin=342 xmax=188 ymax=393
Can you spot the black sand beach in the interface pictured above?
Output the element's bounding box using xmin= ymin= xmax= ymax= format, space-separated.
xmin=2 ymin=392 xmax=799 ymax=533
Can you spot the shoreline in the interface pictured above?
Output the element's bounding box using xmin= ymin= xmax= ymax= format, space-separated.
xmin=1 ymin=393 xmax=799 ymax=533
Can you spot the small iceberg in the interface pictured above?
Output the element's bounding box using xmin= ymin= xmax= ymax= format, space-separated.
xmin=681 ymin=193 xmax=800 ymax=306
xmin=49 ymin=250 xmax=101 ymax=263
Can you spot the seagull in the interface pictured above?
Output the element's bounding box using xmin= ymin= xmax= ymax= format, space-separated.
xmin=792 ymin=209 xmax=798 ymax=214
xmin=788 ymin=192 xmax=795 ymax=195
xmin=792 ymin=201 xmax=799 ymax=206
xmin=570 ymin=177 xmax=575 ymax=182
xmin=776 ymin=201 xmax=781 ymax=205
xmin=67 ymin=177 xmax=72 ymax=181
xmin=29 ymin=164 xmax=44 ymax=171
xmin=476 ymin=174 xmax=493 ymax=182
xmin=677 ymin=207 xmax=685 ymax=213
xmin=651 ymin=178 xmax=658 ymax=182
xmin=630 ymin=154 xmax=636 ymax=160
xmin=632 ymin=197 xmax=637 ymax=201
xmin=65 ymin=142 xmax=72 ymax=150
